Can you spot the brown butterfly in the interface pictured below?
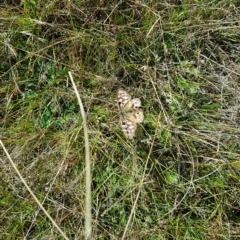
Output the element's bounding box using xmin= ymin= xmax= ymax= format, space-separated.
xmin=117 ymin=89 xmax=144 ymax=139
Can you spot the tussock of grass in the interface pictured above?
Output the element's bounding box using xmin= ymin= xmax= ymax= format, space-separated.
xmin=1 ymin=0 xmax=240 ymax=239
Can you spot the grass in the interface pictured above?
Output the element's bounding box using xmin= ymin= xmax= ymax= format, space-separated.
xmin=1 ymin=0 xmax=240 ymax=239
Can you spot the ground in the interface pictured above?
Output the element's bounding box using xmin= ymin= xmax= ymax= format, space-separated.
xmin=1 ymin=0 xmax=240 ymax=239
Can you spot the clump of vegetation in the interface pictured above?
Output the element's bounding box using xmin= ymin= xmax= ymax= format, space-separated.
xmin=1 ymin=0 xmax=240 ymax=239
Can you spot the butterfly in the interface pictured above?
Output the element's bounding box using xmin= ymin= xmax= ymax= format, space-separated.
xmin=117 ymin=89 xmax=144 ymax=139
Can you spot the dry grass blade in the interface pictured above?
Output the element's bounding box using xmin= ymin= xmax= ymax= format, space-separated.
xmin=68 ymin=71 xmax=92 ymax=239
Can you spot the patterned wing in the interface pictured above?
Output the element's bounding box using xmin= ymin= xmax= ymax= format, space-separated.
xmin=125 ymin=98 xmax=142 ymax=109
xmin=121 ymin=119 xmax=137 ymax=139
xmin=126 ymin=106 xmax=144 ymax=123
xmin=117 ymin=89 xmax=144 ymax=139
xmin=117 ymin=89 xmax=131 ymax=108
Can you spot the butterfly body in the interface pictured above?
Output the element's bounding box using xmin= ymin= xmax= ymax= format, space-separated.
xmin=117 ymin=89 xmax=144 ymax=139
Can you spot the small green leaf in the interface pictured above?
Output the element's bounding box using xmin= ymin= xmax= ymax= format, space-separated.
xmin=165 ymin=171 xmax=178 ymax=184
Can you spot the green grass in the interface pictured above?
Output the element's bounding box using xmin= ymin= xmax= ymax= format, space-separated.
xmin=1 ymin=0 xmax=240 ymax=239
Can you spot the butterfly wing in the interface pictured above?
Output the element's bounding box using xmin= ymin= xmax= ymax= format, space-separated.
xmin=117 ymin=89 xmax=144 ymax=139
xmin=128 ymin=106 xmax=144 ymax=123
xmin=117 ymin=89 xmax=131 ymax=108
xmin=121 ymin=119 xmax=137 ymax=139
